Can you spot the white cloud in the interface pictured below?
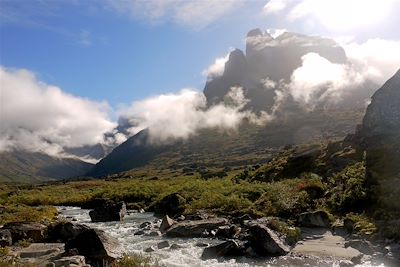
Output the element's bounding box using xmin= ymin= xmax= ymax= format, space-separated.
xmin=0 ymin=66 xmax=116 ymax=157
xmin=118 ymin=87 xmax=271 ymax=143
xmin=262 ymin=0 xmax=398 ymax=34
xmin=202 ymin=52 xmax=230 ymax=80
xmin=106 ymin=0 xmax=245 ymax=29
xmin=342 ymin=39 xmax=400 ymax=84
xmin=288 ymin=53 xmax=365 ymax=107
xmin=263 ymin=0 xmax=289 ymax=15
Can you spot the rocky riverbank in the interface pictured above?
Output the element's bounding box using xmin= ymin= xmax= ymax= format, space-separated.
xmin=1 ymin=201 xmax=399 ymax=267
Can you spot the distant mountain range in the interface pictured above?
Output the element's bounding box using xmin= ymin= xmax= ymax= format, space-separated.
xmin=0 ymin=151 xmax=93 ymax=183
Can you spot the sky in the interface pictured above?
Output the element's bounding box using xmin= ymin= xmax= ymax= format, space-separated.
xmin=1 ymin=0 xmax=400 ymax=159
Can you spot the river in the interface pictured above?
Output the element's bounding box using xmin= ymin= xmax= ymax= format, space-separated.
xmin=57 ymin=207 xmax=385 ymax=267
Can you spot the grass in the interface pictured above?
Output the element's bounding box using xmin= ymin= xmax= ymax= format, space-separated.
xmin=111 ymin=254 xmax=164 ymax=267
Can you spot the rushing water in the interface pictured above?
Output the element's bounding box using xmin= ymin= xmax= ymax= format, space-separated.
xmin=57 ymin=207 xmax=385 ymax=267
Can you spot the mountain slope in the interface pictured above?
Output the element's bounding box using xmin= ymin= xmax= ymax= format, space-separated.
xmin=88 ymin=109 xmax=365 ymax=177
xmin=355 ymin=69 xmax=400 ymax=213
xmin=0 ymin=150 xmax=94 ymax=183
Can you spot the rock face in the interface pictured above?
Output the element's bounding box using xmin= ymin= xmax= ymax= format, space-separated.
xmin=159 ymin=215 xmax=175 ymax=233
xmin=203 ymin=29 xmax=373 ymax=112
xmin=3 ymin=222 xmax=47 ymax=243
xmin=48 ymin=222 xmax=120 ymax=263
xmin=298 ymin=211 xmax=331 ymax=228
xmin=201 ymin=240 xmax=244 ymax=260
xmin=165 ymin=218 xmax=228 ymax=237
xmin=89 ymin=201 xmax=126 ymax=222
xmin=0 ymin=229 xmax=12 ymax=247
xmin=154 ymin=193 xmax=186 ymax=217
xmin=248 ymin=224 xmax=290 ymax=256
xmin=356 ymin=69 xmax=400 ymax=213
xmin=65 ymin=226 xmax=120 ymax=261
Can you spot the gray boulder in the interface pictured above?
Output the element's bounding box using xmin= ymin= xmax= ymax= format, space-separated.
xmin=65 ymin=225 xmax=121 ymax=263
xmin=89 ymin=201 xmax=126 ymax=222
xmin=0 ymin=229 xmax=12 ymax=247
xmin=166 ymin=218 xmax=228 ymax=237
xmin=159 ymin=215 xmax=175 ymax=233
xmin=154 ymin=193 xmax=186 ymax=217
xmin=249 ymin=224 xmax=290 ymax=256
xmin=3 ymin=222 xmax=47 ymax=243
xmin=298 ymin=210 xmax=331 ymax=228
xmin=201 ymin=240 xmax=244 ymax=260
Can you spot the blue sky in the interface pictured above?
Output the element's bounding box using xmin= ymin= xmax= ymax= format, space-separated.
xmin=2 ymin=0 xmax=398 ymax=106
xmin=0 ymin=0 xmax=269 ymax=105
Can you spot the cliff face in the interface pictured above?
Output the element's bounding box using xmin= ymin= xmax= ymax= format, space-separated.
xmin=357 ymin=69 xmax=400 ymax=213
xmin=203 ymin=29 xmax=358 ymax=112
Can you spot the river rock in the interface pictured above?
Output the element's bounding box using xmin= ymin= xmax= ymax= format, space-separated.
xmin=165 ymin=218 xmax=229 ymax=237
xmin=154 ymin=193 xmax=186 ymax=217
xmin=65 ymin=226 xmax=121 ymax=262
xmin=0 ymin=229 xmax=12 ymax=247
xmin=249 ymin=224 xmax=290 ymax=256
xmin=215 ymin=225 xmax=241 ymax=239
xmin=298 ymin=211 xmax=331 ymax=228
xmin=160 ymin=215 xmax=175 ymax=233
xmin=344 ymin=240 xmax=374 ymax=255
xmin=89 ymin=201 xmax=126 ymax=222
xmin=53 ymin=255 xmax=86 ymax=267
xmin=15 ymin=243 xmax=65 ymax=266
xmin=201 ymin=240 xmax=244 ymax=260
xmin=157 ymin=241 xmax=170 ymax=249
xmin=3 ymin=222 xmax=48 ymax=243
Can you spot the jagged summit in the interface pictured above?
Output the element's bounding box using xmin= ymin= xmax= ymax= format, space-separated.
xmin=204 ymin=29 xmax=354 ymax=111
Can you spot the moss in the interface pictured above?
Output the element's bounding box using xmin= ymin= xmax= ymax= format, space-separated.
xmin=111 ymin=254 xmax=163 ymax=267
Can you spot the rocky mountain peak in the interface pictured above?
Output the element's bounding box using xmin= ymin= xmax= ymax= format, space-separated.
xmin=361 ymin=69 xmax=400 ymax=136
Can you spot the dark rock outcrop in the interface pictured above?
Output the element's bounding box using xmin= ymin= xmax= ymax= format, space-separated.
xmin=165 ymin=218 xmax=228 ymax=238
xmin=0 ymin=229 xmax=12 ymax=247
xmin=154 ymin=193 xmax=186 ymax=217
xmin=298 ymin=210 xmax=331 ymax=228
xmin=89 ymin=201 xmax=126 ymax=222
xmin=48 ymin=221 xmax=120 ymax=263
xmin=248 ymin=224 xmax=290 ymax=256
xmin=354 ymin=69 xmax=400 ymax=214
xmin=3 ymin=222 xmax=47 ymax=243
xmin=201 ymin=240 xmax=245 ymax=260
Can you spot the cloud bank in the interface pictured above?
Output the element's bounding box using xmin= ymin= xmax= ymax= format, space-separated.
xmin=0 ymin=66 xmax=116 ymax=158
xmin=118 ymin=87 xmax=271 ymax=143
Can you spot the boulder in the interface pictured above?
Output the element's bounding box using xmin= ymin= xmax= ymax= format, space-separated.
xmin=298 ymin=211 xmax=331 ymax=228
xmin=3 ymin=222 xmax=47 ymax=243
xmin=157 ymin=241 xmax=170 ymax=249
xmin=89 ymin=201 xmax=126 ymax=222
xmin=165 ymin=218 xmax=229 ymax=238
xmin=65 ymin=225 xmax=121 ymax=262
xmin=249 ymin=224 xmax=290 ymax=256
xmin=15 ymin=243 xmax=65 ymax=266
xmin=215 ymin=225 xmax=241 ymax=239
xmin=185 ymin=211 xmax=210 ymax=221
xmin=48 ymin=222 xmax=87 ymax=242
xmin=201 ymin=240 xmax=244 ymax=260
xmin=159 ymin=215 xmax=175 ymax=233
xmin=53 ymin=255 xmax=86 ymax=267
xmin=344 ymin=240 xmax=374 ymax=255
xmin=0 ymin=229 xmax=12 ymax=247
xmin=154 ymin=193 xmax=186 ymax=217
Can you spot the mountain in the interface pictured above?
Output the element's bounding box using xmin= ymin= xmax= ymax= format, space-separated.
xmin=0 ymin=150 xmax=93 ymax=183
xmin=354 ymin=69 xmax=400 ymax=213
xmin=88 ymin=109 xmax=364 ymax=177
xmin=88 ymin=30 xmax=375 ymax=178
xmin=204 ymin=30 xmax=376 ymax=112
